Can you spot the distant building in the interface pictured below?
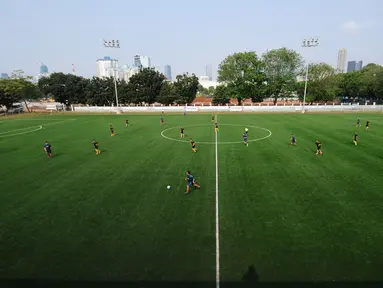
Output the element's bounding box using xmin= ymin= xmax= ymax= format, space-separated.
xmin=40 ymin=63 xmax=48 ymax=74
xmin=164 ymin=65 xmax=172 ymax=80
xmin=205 ymin=64 xmax=213 ymax=81
xmin=347 ymin=60 xmax=363 ymax=73
xmin=198 ymin=76 xmax=217 ymax=88
xmin=133 ymin=55 xmax=151 ymax=68
xmin=123 ymin=65 xmax=140 ymax=82
xmin=336 ymin=48 xmax=347 ymax=73
xmin=0 ymin=73 xmax=9 ymax=79
xmin=96 ymin=56 xmax=119 ymax=79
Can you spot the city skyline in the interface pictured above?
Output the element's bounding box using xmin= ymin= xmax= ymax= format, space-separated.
xmin=2 ymin=0 xmax=383 ymax=79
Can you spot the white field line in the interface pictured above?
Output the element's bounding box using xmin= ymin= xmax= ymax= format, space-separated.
xmin=215 ymin=114 xmax=220 ymax=288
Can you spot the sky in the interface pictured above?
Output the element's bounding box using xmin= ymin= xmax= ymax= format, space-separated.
xmin=1 ymin=0 xmax=382 ymax=80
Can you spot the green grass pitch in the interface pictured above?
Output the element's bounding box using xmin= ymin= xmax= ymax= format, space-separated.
xmin=1 ymin=113 xmax=383 ymax=284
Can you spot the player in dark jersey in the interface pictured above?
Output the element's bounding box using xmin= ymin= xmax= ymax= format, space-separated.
xmin=190 ymin=138 xmax=197 ymax=152
xmin=109 ymin=125 xmax=115 ymax=136
xmin=211 ymin=114 xmax=215 ymax=122
xmin=180 ymin=126 xmax=185 ymax=138
xmin=366 ymin=120 xmax=370 ymax=130
xmin=356 ymin=118 xmax=361 ymax=127
xmin=290 ymin=134 xmax=297 ymax=146
xmin=315 ymin=140 xmax=323 ymax=155
xmin=353 ymin=132 xmax=358 ymax=146
xmin=125 ymin=119 xmax=129 ymax=127
xmin=43 ymin=141 xmax=52 ymax=158
xmin=92 ymin=139 xmax=101 ymax=155
xmin=185 ymin=170 xmax=201 ymax=195
xmin=243 ymin=132 xmax=248 ymax=147
xmin=215 ymin=122 xmax=219 ymax=132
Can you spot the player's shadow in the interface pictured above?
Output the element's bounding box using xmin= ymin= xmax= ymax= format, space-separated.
xmin=242 ymin=264 xmax=259 ymax=285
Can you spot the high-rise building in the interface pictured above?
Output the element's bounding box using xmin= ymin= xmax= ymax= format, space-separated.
xmin=336 ymin=48 xmax=347 ymax=73
xmin=205 ymin=64 xmax=213 ymax=81
xmin=133 ymin=55 xmax=151 ymax=68
xmin=355 ymin=61 xmax=363 ymax=71
xmin=40 ymin=63 xmax=48 ymax=74
xmin=96 ymin=56 xmax=119 ymax=78
xmin=0 ymin=73 xmax=9 ymax=79
xmin=347 ymin=60 xmax=363 ymax=73
xmin=164 ymin=65 xmax=172 ymax=80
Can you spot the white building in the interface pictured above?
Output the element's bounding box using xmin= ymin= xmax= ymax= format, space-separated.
xmin=198 ymin=76 xmax=218 ymax=88
xmin=123 ymin=66 xmax=140 ymax=82
xmin=96 ymin=56 xmax=119 ymax=78
xmin=336 ymin=48 xmax=347 ymax=73
xmin=134 ymin=55 xmax=151 ymax=68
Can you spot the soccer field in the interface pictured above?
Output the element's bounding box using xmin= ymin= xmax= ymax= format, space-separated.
xmin=1 ymin=113 xmax=383 ymax=285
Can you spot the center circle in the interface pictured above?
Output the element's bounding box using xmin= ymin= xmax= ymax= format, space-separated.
xmin=161 ymin=124 xmax=272 ymax=145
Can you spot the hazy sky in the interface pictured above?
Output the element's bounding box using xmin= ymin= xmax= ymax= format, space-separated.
xmin=1 ymin=0 xmax=382 ymax=79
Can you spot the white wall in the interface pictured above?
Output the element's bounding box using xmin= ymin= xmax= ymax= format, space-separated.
xmin=73 ymin=104 xmax=383 ymax=113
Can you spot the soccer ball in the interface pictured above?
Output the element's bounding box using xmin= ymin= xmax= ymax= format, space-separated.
xmin=245 ymin=128 xmax=249 ymax=132
xmin=167 ymin=185 xmax=171 ymax=190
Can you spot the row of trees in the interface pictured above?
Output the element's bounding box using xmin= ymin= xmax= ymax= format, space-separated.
xmin=1 ymin=48 xmax=383 ymax=110
xmin=214 ymin=49 xmax=383 ymax=105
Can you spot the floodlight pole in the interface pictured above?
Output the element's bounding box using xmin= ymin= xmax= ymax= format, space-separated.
xmin=103 ymin=39 xmax=120 ymax=107
xmin=302 ymin=38 xmax=319 ymax=111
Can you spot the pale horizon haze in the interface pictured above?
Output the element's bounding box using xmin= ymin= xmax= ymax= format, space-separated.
xmin=1 ymin=0 xmax=382 ymax=79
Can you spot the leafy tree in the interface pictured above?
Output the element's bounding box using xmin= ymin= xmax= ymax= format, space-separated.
xmin=157 ymin=81 xmax=177 ymax=105
xmin=296 ymin=63 xmax=339 ymax=104
xmin=124 ymin=68 xmax=165 ymax=105
xmin=218 ymin=51 xmax=267 ymax=105
xmin=173 ymin=73 xmax=199 ymax=104
xmin=338 ymin=71 xmax=361 ymax=102
xmin=262 ymin=48 xmax=303 ymax=105
xmin=212 ymin=85 xmax=230 ymax=105
xmin=207 ymin=86 xmax=216 ymax=96
xmin=0 ymin=70 xmax=39 ymax=112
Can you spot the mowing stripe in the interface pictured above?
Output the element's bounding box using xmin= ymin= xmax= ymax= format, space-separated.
xmin=215 ymin=114 xmax=220 ymax=288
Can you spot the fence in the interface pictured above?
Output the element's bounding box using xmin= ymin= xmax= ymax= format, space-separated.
xmin=73 ymin=104 xmax=383 ymax=113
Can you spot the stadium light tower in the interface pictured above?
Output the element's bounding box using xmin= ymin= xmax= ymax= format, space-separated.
xmin=302 ymin=38 xmax=319 ymax=111
xmin=103 ymin=39 xmax=120 ymax=107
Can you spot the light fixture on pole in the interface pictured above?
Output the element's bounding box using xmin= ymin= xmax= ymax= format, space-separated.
xmin=302 ymin=37 xmax=319 ymax=112
xmin=103 ymin=39 xmax=120 ymax=107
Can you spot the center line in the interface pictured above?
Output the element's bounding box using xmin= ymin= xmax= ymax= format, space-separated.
xmin=215 ymin=114 xmax=220 ymax=288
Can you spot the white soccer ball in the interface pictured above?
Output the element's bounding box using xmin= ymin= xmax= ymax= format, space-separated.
xmin=245 ymin=128 xmax=249 ymax=132
xmin=167 ymin=185 xmax=171 ymax=190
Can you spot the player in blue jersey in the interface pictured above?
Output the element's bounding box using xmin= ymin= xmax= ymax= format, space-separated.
xmin=160 ymin=116 xmax=164 ymax=125
xmin=43 ymin=141 xmax=52 ymax=158
xmin=356 ymin=118 xmax=361 ymax=127
xmin=185 ymin=170 xmax=201 ymax=195
xmin=243 ymin=132 xmax=248 ymax=147
xmin=290 ymin=133 xmax=297 ymax=146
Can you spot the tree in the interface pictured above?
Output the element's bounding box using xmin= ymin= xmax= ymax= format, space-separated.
xmin=338 ymin=71 xmax=361 ymax=102
xmin=218 ymin=51 xmax=267 ymax=105
xmin=0 ymin=70 xmax=39 ymax=112
xmin=124 ymin=68 xmax=165 ymax=105
xmin=173 ymin=73 xmax=199 ymax=104
xmin=262 ymin=48 xmax=303 ymax=105
xmin=296 ymin=63 xmax=339 ymax=104
xmin=157 ymin=81 xmax=177 ymax=105
xmin=212 ymin=85 xmax=230 ymax=105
